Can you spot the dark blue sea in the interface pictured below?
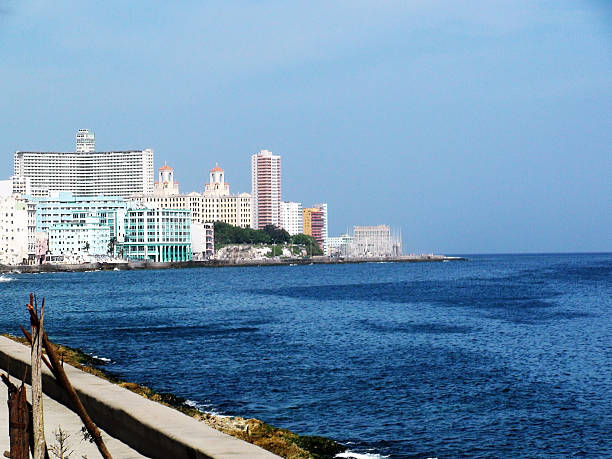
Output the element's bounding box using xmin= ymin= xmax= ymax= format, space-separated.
xmin=1 ymin=253 xmax=611 ymax=458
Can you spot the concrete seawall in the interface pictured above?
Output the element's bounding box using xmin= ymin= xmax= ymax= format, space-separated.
xmin=0 ymin=336 xmax=280 ymax=459
xmin=1 ymin=255 xmax=466 ymax=274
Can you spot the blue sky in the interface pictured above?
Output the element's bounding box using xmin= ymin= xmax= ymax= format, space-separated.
xmin=1 ymin=1 xmax=610 ymax=253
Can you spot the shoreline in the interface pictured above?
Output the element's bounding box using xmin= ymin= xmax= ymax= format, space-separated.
xmin=1 ymin=334 xmax=346 ymax=459
xmin=0 ymin=254 xmax=467 ymax=274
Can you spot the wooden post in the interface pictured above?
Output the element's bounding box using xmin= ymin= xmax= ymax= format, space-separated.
xmin=30 ymin=294 xmax=46 ymax=459
xmin=5 ymin=378 xmax=29 ymax=459
xmin=26 ymin=302 xmax=113 ymax=459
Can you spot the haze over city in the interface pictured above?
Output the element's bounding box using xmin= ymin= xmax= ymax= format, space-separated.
xmin=1 ymin=0 xmax=610 ymax=253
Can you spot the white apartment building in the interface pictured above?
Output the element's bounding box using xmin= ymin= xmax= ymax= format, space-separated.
xmin=0 ymin=196 xmax=35 ymax=265
xmin=136 ymin=164 xmax=252 ymax=228
xmin=251 ymin=149 xmax=281 ymax=229
xmin=76 ymin=129 xmax=95 ymax=153
xmin=48 ymin=213 xmax=111 ymax=263
xmin=280 ymin=201 xmax=303 ymax=235
xmin=14 ymin=130 xmax=154 ymax=197
xmin=191 ymin=222 xmax=215 ymax=260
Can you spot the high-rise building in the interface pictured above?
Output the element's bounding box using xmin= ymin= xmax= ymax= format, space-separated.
xmin=251 ymin=149 xmax=281 ymax=229
xmin=14 ymin=147 xmax=154 ymax=198
xmin=76 ymin=129 xmax=95 ymax=152
xmin=313 ymin=203 xmax=328 ymax=252
xmin=303 ymin=207 xmax=325 ymax=250
xmin=280 ymin=201 xmax=303 ymax=235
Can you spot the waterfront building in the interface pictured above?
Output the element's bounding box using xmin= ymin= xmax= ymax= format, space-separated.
xmin=251 ymin=149 xmax=281 ymax=229
xmin=191 ymin=222 xmax=214 ymax=260
xmin=14 ymin=130 xmax=154 ymax=197
xmin=303 ymin=207 xmax=325 ymax=250
xmin=153 ymin=164 xmax=179 ymax=196
xmin=119 ymin=207 xmax=191 ymax=262
xmin=32 ymin=192 xmax=128 ymax=241
xmin=350 ymin=225 xmax=402 ymax=257
xmin=76 ymin=129 xmax=95 ymax=153
xmin=136 ymin=164 xmax=252 ymax=228
xmin=48 ymin=213 xmax=111 ymax=262
xmin=0 ymin=196 xmax=32 ymax=265
xmin=326 ymin=233 xmax=354 ymax=258
xmin=280 ymin=201 xmax=303 ymax=235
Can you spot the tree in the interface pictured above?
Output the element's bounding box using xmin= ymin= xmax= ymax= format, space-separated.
xmin=107 ymin=237 xmax=117 ymax=256
xmin=291 ymin=234 xmax=323 ymax=256
xmin=263 ymin=225 xmax=290 ymax=244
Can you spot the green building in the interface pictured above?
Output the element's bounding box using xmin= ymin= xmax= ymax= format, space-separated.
xmin=120 ymin=208 xmax=191 ymax=262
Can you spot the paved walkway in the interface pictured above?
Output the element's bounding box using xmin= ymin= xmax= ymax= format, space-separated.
xmin=0 ymin=381 xmax=149 ymax=458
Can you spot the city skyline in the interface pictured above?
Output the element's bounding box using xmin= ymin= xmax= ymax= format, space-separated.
xmin=1 ymin=1 xmax=610 ymax=253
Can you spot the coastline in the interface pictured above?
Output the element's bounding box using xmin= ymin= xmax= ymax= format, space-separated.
xmin=1 ymin=334 xmax=346 ymax=459
xmin=0 ymin=254 xmax=467 ymax=274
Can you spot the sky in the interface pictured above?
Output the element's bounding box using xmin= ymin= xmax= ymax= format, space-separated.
xmin=0 ymin=0 xmax=610 ymax=254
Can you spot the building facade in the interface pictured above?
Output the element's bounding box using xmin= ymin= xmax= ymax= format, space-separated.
xmin=303 ymin=207 xmax=325 ymax=250
xmin=280 ymin=201 xmax=303 ymax=235
xmin=326 ymin=234 xmax=353 ymax=258
xmin=32 ymin=193 xmax=127 ymax=241
xmin=0 ymin=196 xmax=31 ymax=265
xmin=191 ymin=222 xmax=214 ymax=260
xmin=14 ymin=145 xmax=154 ymax=197
xmin=350 ymin=225 xmax=402 ymax=257
xmin=313 ymin=203 xmax=328 ymax=253
xmin=48 ymin=213 xmax=111 ymax=262
xmin=137 ymin=164 xmax=252 ymax=228
xmin=76 ymin=129 xmax=95 ymax=153
xmin=119 ymin=208 xmax=191 ymax=262
xmin=251 ymin=149 xmax=281 ymax=229
xmin=153 ymin=164 xmax=179 ymax=196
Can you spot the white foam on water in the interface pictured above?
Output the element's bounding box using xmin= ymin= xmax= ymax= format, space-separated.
xmin=0 ymin=275 xmax=15 ymax=282
xmin=336 ymin=452 xmax=390 ymax=459
xmin=185 ymin=399 xmax=229 ymax=417
xmin=92 ymin=355 xmax=112 ymax=363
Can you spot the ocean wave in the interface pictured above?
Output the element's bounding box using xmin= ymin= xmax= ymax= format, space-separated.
xmin=0 ymin=275 xmax=15 ymax=283
xmin=184 ymin=399 xmax=229 ymax=417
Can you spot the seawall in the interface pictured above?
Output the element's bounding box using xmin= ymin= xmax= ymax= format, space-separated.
xmin=1 ymin=255 xmax=467 ymax=273
xmin=0 ymin=336 xmax=280 ymax=459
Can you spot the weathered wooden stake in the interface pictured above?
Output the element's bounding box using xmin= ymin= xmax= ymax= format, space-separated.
xmin=2 ymin=373 xmax=50 ymax=459
xmin=30 ymin=294 xmax=46 ymax=459
xmin=5 ymin=376 xmax=29 ymax=459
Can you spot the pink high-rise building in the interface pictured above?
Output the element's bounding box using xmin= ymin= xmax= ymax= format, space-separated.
xmin=251 ymin=149 xmax=281 ymax=229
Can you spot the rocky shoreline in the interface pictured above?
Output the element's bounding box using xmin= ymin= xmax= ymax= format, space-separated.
xmin=2 ymin=334 xmax=346 ymax=459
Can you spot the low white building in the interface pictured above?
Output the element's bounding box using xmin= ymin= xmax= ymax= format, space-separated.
xmin=191 ymin=222 xmax=214 ymax=260
xmin=280 ymin=201 xmax=303 ymax=235
xmin=326 ymin=234 xmax=353 ymax=258
xmin=48 ymin=213 xmax=111 ymax=263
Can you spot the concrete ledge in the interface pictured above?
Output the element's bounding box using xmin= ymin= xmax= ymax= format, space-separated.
xmin=0 ymin=336 xmax=280 ymax=459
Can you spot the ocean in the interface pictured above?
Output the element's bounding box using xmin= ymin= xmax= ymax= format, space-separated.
xmin=0 ymin=253 xmax=610 ymax=458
